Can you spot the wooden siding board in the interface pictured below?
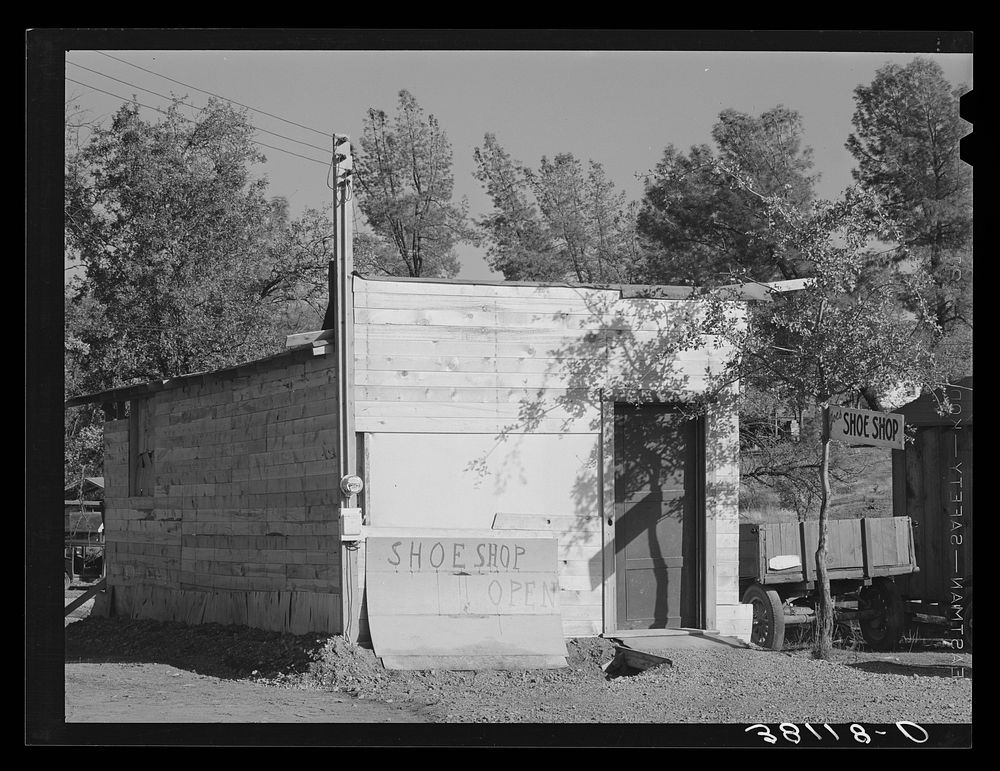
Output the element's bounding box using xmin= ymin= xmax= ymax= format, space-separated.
xmin=355 ymin=416 xmax=592 ymax=434
xmin=356 ymin=385 xmax=591 ymax=405
xmin=358 ymin=322 xmax=605 ymax=347
xmin=356 ymin=290 xmax=622 ymax=313
xmin=109 ymin=585 xmax=341 ymax=634
xmin=354 ymin=279 xmax=623 ymax=302
xmin=356 ymin=399 xmax=599 ymax=422
xmin=356 ymin=368 xmax=570 ymax=389
xmin=354 ymin=279 xmax=744 ymax=644
xmin=357 ymin=353 xmax=607 ymax=374
xmin=355 ymin=306 xmax=709 ymax=334
xmin=102 ymin=345 xmax=343 ymax=633
xmin=364 ymin=433 xmax=602 ymax=530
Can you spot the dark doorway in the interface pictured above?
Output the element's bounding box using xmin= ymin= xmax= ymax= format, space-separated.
xmin=614 ymin=403 xmax=702 ymax=629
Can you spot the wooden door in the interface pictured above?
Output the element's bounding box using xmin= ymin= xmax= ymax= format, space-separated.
xmin=614 ymin=404 xmax=700 ymax=629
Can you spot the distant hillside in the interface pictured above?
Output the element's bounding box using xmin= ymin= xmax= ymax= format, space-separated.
xmin=740 ymin=445 xmax=895 ymax=524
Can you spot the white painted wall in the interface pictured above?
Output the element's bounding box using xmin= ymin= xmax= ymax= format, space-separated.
xmin=366 ymin=431 xmax=601 ymax=529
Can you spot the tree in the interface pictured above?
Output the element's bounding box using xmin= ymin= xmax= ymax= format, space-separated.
xmin=637 ymin=106 xmax=818 ymax=285
xmin=712 ymin=107 xmax=816 ymax=210
xmin=353 ymin=90 xmax=471 ymax=278
xmin=703 ymin=178 xmax=947 ymax=658
xmin=65 ymin=98 xmax=297 ymax=392
xmin=64 ymin=98 xmax=304 ymax=486
xmin=473 ymin=134 xmax=643 ymax=283
xmin=472 ymin=134 xmax=561 ymax=281
xmin=739 ymin=389 xmax=888 ymax=524
xmin=64 ymin=283 xmax=105 ymax=482
xmin=847 ymin=58 xmax=972 ymax=376
xmin=250 ymin=201 xmax=422 ymax=339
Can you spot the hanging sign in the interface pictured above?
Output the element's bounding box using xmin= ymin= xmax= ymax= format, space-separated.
xmin=828 ymin=406 xmax=905 ymax=450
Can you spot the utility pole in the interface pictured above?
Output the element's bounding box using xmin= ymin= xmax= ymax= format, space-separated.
xmin=330 ymin=135 xmax=362 ymax=641
xmin=331 ymin=134 xmax=356 ymax=493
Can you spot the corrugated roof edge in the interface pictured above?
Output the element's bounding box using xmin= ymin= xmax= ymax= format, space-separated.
xmin=64 ymin=345 xmax=320 ymax=408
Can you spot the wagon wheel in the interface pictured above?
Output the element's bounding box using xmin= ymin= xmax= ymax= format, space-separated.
xmin=858 ymin=580 xmax=905 ymax=651
xmin=742 ymin=583 xmax=785 ymax=650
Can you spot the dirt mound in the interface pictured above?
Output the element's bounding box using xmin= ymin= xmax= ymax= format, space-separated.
xmin=66 ymin=617 xmax=619 ymax=706
xmin=297 ymin=635 xmax=399 ymax=694
xmin=293 ymin=632 xmax=618 ymax=705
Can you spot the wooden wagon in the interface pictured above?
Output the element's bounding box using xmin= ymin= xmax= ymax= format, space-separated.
xmin=739 ymin=516 xmax=917 ymax=650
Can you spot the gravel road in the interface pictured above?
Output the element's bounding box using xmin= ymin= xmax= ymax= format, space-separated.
xmin=63 ymin=613 xmax=972 ymax=730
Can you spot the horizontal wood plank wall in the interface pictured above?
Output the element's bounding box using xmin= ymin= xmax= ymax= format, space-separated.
xmin=353 ymin=277 xmax=739 ymax=638
xmin=354 ymin=280 xmax=726 ymax=436
xmin=102 ymin=349 xmax=343 ymax=635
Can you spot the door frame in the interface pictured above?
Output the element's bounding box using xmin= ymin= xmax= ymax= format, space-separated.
xmin=600 ymin=392 xmax=706 ymax=634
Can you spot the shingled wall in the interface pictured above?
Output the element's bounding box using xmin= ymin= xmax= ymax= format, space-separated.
xmin=101 ymin=348 xmax=343 ymax=634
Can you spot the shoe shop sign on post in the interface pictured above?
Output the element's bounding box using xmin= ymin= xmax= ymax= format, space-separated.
xmin=828 ymin=405 xmax=906 ymax=450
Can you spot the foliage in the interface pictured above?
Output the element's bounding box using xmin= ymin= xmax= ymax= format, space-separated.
xmin=637 ymin=106 xmax=818 ymax=285
xmin=253 ymin=205 xmax=414 ymax=335
xmin=260 ymin=201 xmax=431 ymax=340
xmin=65 ymin=98 xmax=295 ymax=393
xmin=702 ymin=180 xmax=942 ymax=402
xmin=473 ymin=133 xmax=643 ymax=283
xmin=700 ymin=173 xmax=947 ymax=657
xmin=63 ymin=98 xmax=309 ymax=484
xmin=847 ymin=58 xmax=971 ymax=265
xmin=739 ymin=398 xmax=886 ymax=523
xmin=353 ymin=90 xmax=471 ymax=278
xmin=471 ymin=134 xmax=556 ymax=280
xmin=847 ymin=57 xmax=972 ymax=376
xmin=64 ymin=284 xmax=105 ymax=481
xmin=352 ymin=230 xmax=414 ymax=276
xmin=712 ymin=107 xmax=817 ymax=209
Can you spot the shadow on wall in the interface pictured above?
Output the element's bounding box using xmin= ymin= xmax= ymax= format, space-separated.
xmin=464 ymin=288 xmax=741 ymax=603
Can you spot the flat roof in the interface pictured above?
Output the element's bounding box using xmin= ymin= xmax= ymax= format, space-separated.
xmin=356 ymin=272 xmax=704 ymax=299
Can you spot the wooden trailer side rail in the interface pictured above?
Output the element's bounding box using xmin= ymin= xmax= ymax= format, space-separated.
xmin=739 ymin=517 xmax=916 ymax=586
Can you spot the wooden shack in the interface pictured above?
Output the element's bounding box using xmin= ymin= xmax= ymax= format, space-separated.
xmin=66 ymin=344 xmax=344 ymax=633
xmin=67 ymin=273 xmax=754 ymax=650
xmin=892 ymin=377 xmax=973 ymax=616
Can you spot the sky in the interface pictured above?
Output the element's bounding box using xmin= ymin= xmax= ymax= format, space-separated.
xmin=64 ymin=42 xmax=973 ymax=281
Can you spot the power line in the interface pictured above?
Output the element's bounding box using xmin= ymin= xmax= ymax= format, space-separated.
xmin=67 ymin=60 xmax=332 ymax=156
xmin=93 ymin=50 xmax=332 ymax=140
xmin=65 ymin=77 xmax=332 ymax=168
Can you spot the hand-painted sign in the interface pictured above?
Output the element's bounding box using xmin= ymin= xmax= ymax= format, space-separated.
xmin=365 ymin=537 xmax=567 ymax=670
xmin=828 ymin=406 xmax=905 ymax=450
